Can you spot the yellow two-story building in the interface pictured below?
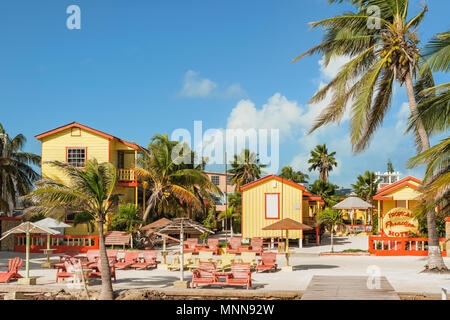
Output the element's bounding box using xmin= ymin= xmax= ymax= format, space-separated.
xmin=35 ymin=122 xmax=145 ymax=235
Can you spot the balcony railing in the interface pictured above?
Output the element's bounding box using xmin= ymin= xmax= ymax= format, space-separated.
xmin=118 ymin=168 xmax=136 ymax=182
xmin=369 ymin=236 xmax=447 ymax=256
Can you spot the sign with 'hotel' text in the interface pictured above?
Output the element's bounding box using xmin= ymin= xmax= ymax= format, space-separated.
xmin=382 ymin=207 xmax=419 ymax=237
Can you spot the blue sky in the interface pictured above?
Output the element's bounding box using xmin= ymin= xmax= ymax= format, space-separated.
xmin=0 ymin=0 xmax=448 ymax=187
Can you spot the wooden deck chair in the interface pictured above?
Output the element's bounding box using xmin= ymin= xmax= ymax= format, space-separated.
xmin=226 ymin=263 xmax=252 ymax=289
xmin=248 ymin=238 xmax=264 ymax=255
xmin=114 ymin=251 xmax=139 ymax=269
xmin=89 ymin=258 xmax=117 ymax=282
xmin=79 ymin=249 xmax=100 ymax=267
xmin=184 ymin=238 xmax=199 ymax=254
xmin=0 ymin=257 xmax=23 ymax=283
xmin=216 ymin=254 xmax=236 ymax=272
xmin=131 ymin=251 xmax=158 ymax=270
xmin=167 ymin=252 xmax=193 ymax=271
xmin=202 ymin=238 xmax=220 ymax=255
xmin=255 ymin=252 xmax=278 ymax=273
xmin=191 ymin=261 xmax=217 ymax=288
xmin=187 ymin=251 xmax=213 ymax=270
xmin=226 ymin=237 xmax=242 ymax=254
xmin=238 ymin=251 xmax=257 ymax=269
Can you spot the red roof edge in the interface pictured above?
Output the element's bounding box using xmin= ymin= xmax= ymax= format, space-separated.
xmin=375 ymin=176 xmax=422 ymax=195
xmin=239 ymin=174 xmax=306 ymax=192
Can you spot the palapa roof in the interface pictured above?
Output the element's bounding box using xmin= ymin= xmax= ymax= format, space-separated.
xmin=332 ymin=193 xmax=373 ymax=210
xmin=262 ymin=218 xmax=313 ymax=231
xmin=157 ymin=217 xmax=214 ymax=235
xmin=140 ymin=218 xmax=172 ymax=232
xmin=34 ymin=217 xmax=71 ymax=229
xmin=0 ymin=222 xmax=58 ymax=241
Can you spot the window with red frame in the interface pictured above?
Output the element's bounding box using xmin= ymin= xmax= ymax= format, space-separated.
xmin=67 ymin=148 xmax=86 ymax=168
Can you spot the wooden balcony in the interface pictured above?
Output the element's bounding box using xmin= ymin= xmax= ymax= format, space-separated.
xmin=118 ymin=168 xmax=137 ymax=186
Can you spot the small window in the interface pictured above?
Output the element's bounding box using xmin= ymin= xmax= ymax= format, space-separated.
xmin=226 ymin=175 xmax=232 ymax=185
xmin=67 ymin=148 xmax=86 ymax=168
xmin=265 ymin=193 xmax=279 ymax=219
xmin=211 ymin=175 xmax=220 ymax=186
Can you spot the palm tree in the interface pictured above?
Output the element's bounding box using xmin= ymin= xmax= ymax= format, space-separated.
xmin=24 ymin=159 xmax=119 ymax=300
xmin=279 ymin=166 xmax=309 ymax=183
xmin=218 ymin=206 xmax=239 ymax=238
xmin=0 ymin=124 xmax=40 ymax=215
xmin=307 ymin=144 xmax=338 ymax=182
xmin=308 ymin=180 xmax=340 ymax=207
xmin=73 ymin=211 xmax=95 ymax=235
xmin=228 ymin=149 xmax=266 ymax=186
xmin=351 ymin=171 xmax=380 ymax=204
xmin=317 ymin=208 xmax=344 ymax=253
xmin=292 ymin=0 xmax=445 ymax=271
xmin=137 ymin=134 xmax=220 ymax=223
xmin=387 ymin=159 xmax=394 ymax=173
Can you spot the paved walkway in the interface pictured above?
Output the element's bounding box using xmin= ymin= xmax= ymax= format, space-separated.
xmin=301 ymin=275 xmax=400 ymax=300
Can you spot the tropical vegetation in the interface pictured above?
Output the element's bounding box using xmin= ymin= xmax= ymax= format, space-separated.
xmin=293 ymin=0 xmax=447 ymax=271
xmin=351 ymin=171 xmax=380 ymax=204
xmin=24 ymin=159 xmax=119 ymax=300
xmin=307 ymin=144 xmax=337 ymax=182
xmin=308 ymin=179 xmax=340 ymax=207
xmin=279 ymin=166 xmax=309 ymax=183
xmin=228 ymin=149 xmax=266 ymax=186
xmin=0 ymin=123 xmax=40 ymax=215
xmin=317 ymin=208 xmax=344 ymax=253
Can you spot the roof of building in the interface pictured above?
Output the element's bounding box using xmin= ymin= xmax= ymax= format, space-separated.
xmin=373 ymin=176 xmax=422 ymax=200
xmin=140 ymin=218 xmax=172 ymax=232
xmin=262 ymin=218 xmax=313 ymax=231
xmin=35 ymin=122 xmax=145 ymax=151
xmin=332 ymin=193 xmax=373 ymax=210
xmin=239 ymin=174 xmax=307 ymax=192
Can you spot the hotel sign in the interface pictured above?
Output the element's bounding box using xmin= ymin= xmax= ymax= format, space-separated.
xmin=383 ymin=207 xmax=418 ymax=237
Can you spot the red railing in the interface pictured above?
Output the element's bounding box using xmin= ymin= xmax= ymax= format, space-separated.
xmin=368 ymin=236 xmax=447 ymax=257
xmin=14 ymin=234 xmax=99 ymax=253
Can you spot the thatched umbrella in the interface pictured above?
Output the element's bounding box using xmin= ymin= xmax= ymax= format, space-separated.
xmin=34 ymin=218 xmax=71 ymax=267
xmin=0 ymin=222 xmax=58 ymax=282
xmin=332 ymin=193 xmax=373 ymax=226
xmin=157 ymin=218 xmax=213 ymax=282
xmin=262 ymin=218 xmax=312 ymax=267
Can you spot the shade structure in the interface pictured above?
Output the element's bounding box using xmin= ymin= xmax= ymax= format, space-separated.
xmin=262 ymin=218 xmax=312 ymax=267
xmin=332 ymin=193 xmax=373 ymax=210
xmin=0 ymin=222 xmax=58 ymax=280
xmin=140 ymin=218 xmax=172 ymax=233
xmin=34 ymin=217 xmax=71 ymax=252
xmin=158 ymin=218 xmax=214 ymax=282
xmin=332 ymin=193 xmax=373 ymax=226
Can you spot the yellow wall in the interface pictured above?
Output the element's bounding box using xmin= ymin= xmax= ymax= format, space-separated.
xmin=242 ymin=178 xmax=304 ymax=239
xmin=41 ymin=128 xmax=109 ymax=183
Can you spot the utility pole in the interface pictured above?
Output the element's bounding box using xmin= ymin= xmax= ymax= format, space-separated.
xmin=225 ymin=152 xmax=228 ymax=245
xmin=0 ymin=133 xmax=8 ymax=216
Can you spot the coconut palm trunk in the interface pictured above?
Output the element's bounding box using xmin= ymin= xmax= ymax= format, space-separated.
xmin=97 ymin=220 xmax=114 ymax=300
xmin=405 ymin=74 xmax=446 ymax=271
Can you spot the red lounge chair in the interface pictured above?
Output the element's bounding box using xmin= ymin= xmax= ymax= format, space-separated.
xmin=184 ymin=238 xmax=199 ymax=254
xmin=248 ymin=238 xmax=264 ymax=255
xmin=226 ymin=263 xmax=252 ymax=289
xmin=226 ymin=237 xmax=242 ymax=254
xmin=203 ymin=238 xmax=220 ymax=255
xmin=0 ymin=257 xmax=23 ymax=283
xmin=131 ymin=251 xmax=158 ymax=270
xmin=65 ymin=249 xmax=81 ymax=257
xmin=255 ymin=252 xmax=278 ymax=273
xmin=56 ymin=260 xmax=77 ymax=283
xmin=114 ymin=251 xmax=139 ymax=269
xmin=89 ymin=259 xmax=117 ymax=282
xmin=78 ymin=249 xmax=100 ymax=267
xmin=191 ymin=261 xmax=217 ymax=288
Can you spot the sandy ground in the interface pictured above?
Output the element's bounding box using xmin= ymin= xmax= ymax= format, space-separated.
xmin=1 ymin=235 xmax=449 ymax=298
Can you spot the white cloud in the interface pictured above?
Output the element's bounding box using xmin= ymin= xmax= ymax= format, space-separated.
xmin=318 ymin=55 xmax=352 ymax=79
xmin=179 ymin=70 xmax=245 ymax=98
xmin=179 ymin=70 xmax=217 ymax=98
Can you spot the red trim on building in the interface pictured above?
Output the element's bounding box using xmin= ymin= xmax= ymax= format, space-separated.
xmin=264 ymin=193 xmax=280 ymax=220
xmin=376 ymin=176 xmax=422 ymax=194
xmin=375 ymin=182 xmax=419 ymax=198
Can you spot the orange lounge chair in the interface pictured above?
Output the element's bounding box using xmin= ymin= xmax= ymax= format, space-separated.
xmin=89 ymin=259 xmax=117 ymax=282
xmin=0 ymin=257 xmax=23 ymax=283
xmin=226 ymin=237 xmax=242 ymax=254
xmin=191 ymin=261 xmax=217 ymax=288
xmin=184 ymin=238 xmax=199 ymax=254
xmin=56 ymin=260 xmax=79 ymax=283
xmin=131 ymin=251 xmax=158 ymax=270
xmin=202 ymin=238 xmax=220 ymax=255
xmin=255 ymin=252 xmax=278 ymax=273
xmin=114 ymin=251 xmax=139 ymax=269
xmin=248 ymin=238 xmax=264 ymax=255
xmin=226 ymin=263 xmax=252 ymax=289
